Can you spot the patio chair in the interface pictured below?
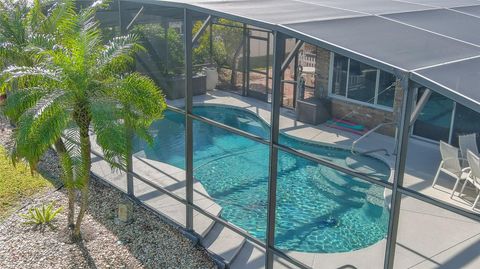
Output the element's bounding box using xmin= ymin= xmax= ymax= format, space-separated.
xmin=432 ymin=141 xmax=469 ymax=198
xmin=460 ymin=150 xmax=480 ymax=210
xmin=459 ymin=133 xmax=479 ymax=167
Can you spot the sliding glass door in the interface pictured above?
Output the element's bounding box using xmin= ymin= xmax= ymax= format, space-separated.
xmin=412 ymin=88 xmax=454 ymax=142
xmin=451 ymin=104 xmax=480 ymax=146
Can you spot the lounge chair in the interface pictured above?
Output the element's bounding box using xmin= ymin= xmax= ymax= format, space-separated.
xmin=432 ymin=141 xmax=469 ymax=198
xmin=459 ymin=133 xmax=479 ymax=167
xmin=460 ymin=150 xmax=480 ymax=210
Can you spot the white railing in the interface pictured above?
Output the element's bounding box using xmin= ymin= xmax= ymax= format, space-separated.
xmin=298 ymin=52 xmax=316 ymax=68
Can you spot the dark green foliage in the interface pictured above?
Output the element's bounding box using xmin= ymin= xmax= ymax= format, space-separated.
xmin=20 ymin=202 xmax=63 ymax=227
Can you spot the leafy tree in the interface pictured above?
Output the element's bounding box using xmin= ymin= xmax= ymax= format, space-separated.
xmin=211 ymin=19 xmax=243 ymax=69
xmin=212 ymin=19 xmax=244 ymax=87
xmin=1 ymin=0 xmax=166 ymax=240
xmin=132 ymin=23 xmax=184 ymax=76
xmin=132 ymin=18 xmax=241 ymax=76
xmin=192 ymin=20 xmax=226 ymax=68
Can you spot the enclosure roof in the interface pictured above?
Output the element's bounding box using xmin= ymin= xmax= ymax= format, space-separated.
xmin=150 ymin=0 xmax=480 ymax=111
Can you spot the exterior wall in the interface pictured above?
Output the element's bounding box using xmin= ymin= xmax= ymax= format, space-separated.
xmin=295 ymin=45 xmax=405 ymax=137
xmin=315 ymin=47 xmax=331 ymax=98
xmin=330 ymin=79 xmax=404 ymax=136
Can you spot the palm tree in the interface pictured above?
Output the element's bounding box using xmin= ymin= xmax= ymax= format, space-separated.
xmin=0 ymin=0 xmax=80 ymax=226
xmin=1 ymin=0 xmax=166 ymax=240
xmin=0 ymin=0 xmax=74 ymax=70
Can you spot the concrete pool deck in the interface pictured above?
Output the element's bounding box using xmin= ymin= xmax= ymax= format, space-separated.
xmin=90 ymin=89 xmax=480 ymax=268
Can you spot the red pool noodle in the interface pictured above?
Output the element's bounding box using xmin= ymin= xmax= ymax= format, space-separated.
xmin=333 ymin=117 xmax=362 ymax=127
xmin=325 ymin=123 xmax=366 ymax=135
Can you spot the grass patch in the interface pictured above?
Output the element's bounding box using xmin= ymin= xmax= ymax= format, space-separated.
xmin=0 ymin=146 xmax=53 ymax=221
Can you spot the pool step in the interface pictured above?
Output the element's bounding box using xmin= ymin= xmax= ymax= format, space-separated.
xmin=230 ymin=241 xmax=297 ymax=269
xmin=201 ymin=222 xmax=246 ymax=266
xmin=195 ymin=203 xmax=223 ymax=238
xmin=230 ymin=241 xmax=266 ymax=269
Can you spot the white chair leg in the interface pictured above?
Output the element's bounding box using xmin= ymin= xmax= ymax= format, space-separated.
xmin=460 ymin=179 xmax=469 ymax=196
xmin=451 ymin=178 xmax=461 ymax=198
xmin=472 ymin=194 xmax=480 ymax=210
xmin=432 ymin=165 xmax=442 ymax=187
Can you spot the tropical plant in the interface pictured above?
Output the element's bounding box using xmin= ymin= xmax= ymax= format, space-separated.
xmin=132 ymin=23 xmax=184 ymax=76
xmin=20 ymin=202 xmax=63 ymax=227
xmin=211 ymin=19 xmax=243 ymax=68
xmin=1 ymin=0 xmax=166 ymax=240
xmin=132 ymin=19 xmax=236 ymax=76
xmin=192 ymin=20 xmax=227 ymax=68
xmin=1 ymin=0 xmax=72 ymax=232
xmin=0 ymin=0 xmax=74 ymax=94
xmin=0 ymin=0 xmax=79 ymax=229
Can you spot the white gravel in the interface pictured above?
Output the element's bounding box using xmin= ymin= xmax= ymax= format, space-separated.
xmin=0 ymin=113 xmax=216 ymax=269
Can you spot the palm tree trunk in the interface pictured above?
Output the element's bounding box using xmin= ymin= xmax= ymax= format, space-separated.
xmin=53 ymin=139 xmax=76 ymax=229
xmin=72 ymin=118 xmax=91 ymax=241
xmin=126 ymin=123 xmax=134 ymax=196
xmin=229 ymin=42 xmax=244 ymax=88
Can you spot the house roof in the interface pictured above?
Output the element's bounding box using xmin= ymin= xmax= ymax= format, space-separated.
xmin=146 ymin=0 xmax=480 ymax=111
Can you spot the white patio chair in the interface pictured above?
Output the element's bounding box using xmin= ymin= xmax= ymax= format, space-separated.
xmin=432 ymin=141 xmax=469 ymax=198
xmin=459 ymin=133 xmax=479 ymax=166
xmin=460 ymin=150 xmax=480 ymax=210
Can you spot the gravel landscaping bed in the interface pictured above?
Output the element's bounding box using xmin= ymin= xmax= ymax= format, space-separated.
xmin=0 ymin=115 xmax=216 ymax=269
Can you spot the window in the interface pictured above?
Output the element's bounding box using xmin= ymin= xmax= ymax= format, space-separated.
xmin=412 ymin=89 xmax=454 ymax=142
xmin=331 ymin=54 xmax=348 ymax=97
xmin=377 ymin=71 xmax=396 ymax=107
xmin=347 ymin=59 xmax=377 ymax=104
xmin=329 ymin=53 xmax=396 ymax=109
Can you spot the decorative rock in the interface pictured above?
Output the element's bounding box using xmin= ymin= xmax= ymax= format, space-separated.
xmin=117 ymin=202 xmax=133 ymax=223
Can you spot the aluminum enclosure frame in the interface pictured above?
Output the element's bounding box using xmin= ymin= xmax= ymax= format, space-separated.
xmin=95 ymin=1 xmax=480 ymax=269
xmin=124 ymin=0 xmax=480 ymax=113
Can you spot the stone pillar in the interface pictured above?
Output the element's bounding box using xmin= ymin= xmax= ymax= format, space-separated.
xmin=392 ymin=79 xmax=405 ymax=124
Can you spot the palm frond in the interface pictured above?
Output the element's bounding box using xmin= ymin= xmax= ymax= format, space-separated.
xmin=27 ymin=33 xmax=56 ymax=50
xmin=90 ymin=98 xmax=127 ymax=170
xmin=98 ymin=73 xmax=166 ymax=147
xmin=26 ymin=0 xmax=46 ymax=33
xmin=2 ymin=87 xmax=50 ymax=122
xmin=13 ymin=90 xmax=70 ymax=169
xmin=2 ymin=65 xmax=61 ymax=82
xmin=41 ymin=0 xmax=76 ymax=35
xmin=114 ymin=73 xmax=166 ymax=124
xmin=57 ymin=8 xmax=102 ymax=77
xmin=0 ymin=41 xmax=24 ymax=65
xmin=0 ymin=0 xmax=28 ymax=46
xmin=61 ymin=128 xmax=88 ymax=188
xmin=97 ymin=34 xmax=144 ymax=73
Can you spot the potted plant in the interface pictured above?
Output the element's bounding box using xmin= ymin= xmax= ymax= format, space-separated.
xmin=203 ymin=65 xmax=219 ymax=91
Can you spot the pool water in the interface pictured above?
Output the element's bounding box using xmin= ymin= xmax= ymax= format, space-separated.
xmin=133 ymin=105 xmax=391 ymax=253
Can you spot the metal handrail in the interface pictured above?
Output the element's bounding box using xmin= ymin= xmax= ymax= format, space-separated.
xmin=351 ymin=121 xmax=396 ymax=155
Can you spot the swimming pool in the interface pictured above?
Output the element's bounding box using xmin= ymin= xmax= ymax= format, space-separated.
xmin=133 ymin=105 xmax=391 ymax=253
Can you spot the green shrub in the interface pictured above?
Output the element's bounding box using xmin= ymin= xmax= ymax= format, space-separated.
xmin=20 ymin=202 xmax=63 ymax=226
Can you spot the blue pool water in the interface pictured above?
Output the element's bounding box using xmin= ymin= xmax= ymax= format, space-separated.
xmin=133 ymin=105 xmax=391 ymax=253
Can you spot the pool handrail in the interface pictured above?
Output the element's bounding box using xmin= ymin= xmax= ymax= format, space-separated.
xmin=351 ymin=122 xmax=396 ymax=156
